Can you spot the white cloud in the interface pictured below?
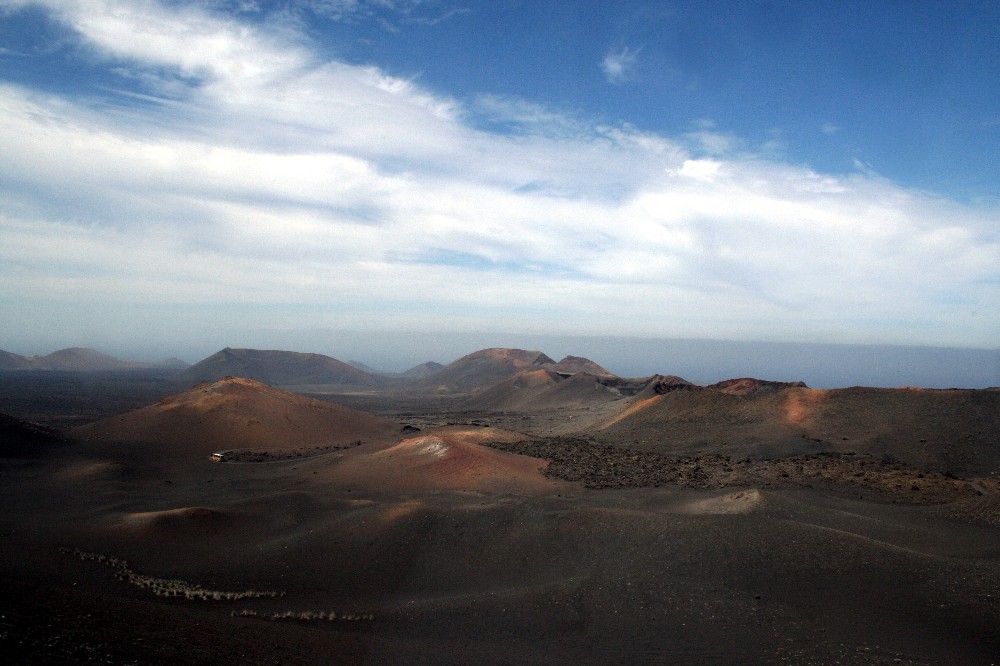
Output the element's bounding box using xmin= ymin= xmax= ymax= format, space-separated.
xmin=677 ymin=159 xmax=721 ymax=181
xmin=821 ymin=122 xmax=839 ymax=134
xmin=601 ymin=46 xmax=640 ymax=85
xmin=0 ymin=0 xmax=998 ymax=351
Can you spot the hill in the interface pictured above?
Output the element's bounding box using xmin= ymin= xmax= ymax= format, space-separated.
xmin=595 ymin=384 xmax=1000 ymax=474
xmin=180 ymin=348 xmax=379 ymax=386
xmin=40 ymin=348 xmax=140 ymax=371
xmin=398 ymin=361 xmax=445 ymax=379
xmin=155 ymin=357 xmax=191 ymax=369
xmin=0 ymin=347 xmax=147 ymax=371
xmin=320 ymin=426 xmax=569 ymax=495
xmin=423 ymin=348 xmax=557 ymax=394
xmin=347 ymin=360 xmax=379 ymax=374
xmin=71 ymin=377 xmax=400 ymax=456
xmin=708 ymin=377 xmax=808 ymax=395
xmin=543 ymin=355 xmax=615 ymax=377
xmin=0 ymin=349 xmax=33 ymax=370
xmin=0 ymin=348 xmax=187 ymax=372
xmin=624 ymin=374 xmax=696 ymax=399
xmin=0 ymin=412 xmax=67 ymax=457
xmin=463 ymin=369 xmax=626 ymax=412
xmin=423 ymin=348 xmax=613 ymax=394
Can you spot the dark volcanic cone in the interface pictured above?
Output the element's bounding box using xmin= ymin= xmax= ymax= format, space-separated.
xmin=181 ymin=347 xmax=380 ymax=386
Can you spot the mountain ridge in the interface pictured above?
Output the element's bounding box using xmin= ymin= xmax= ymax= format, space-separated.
xmin=0 ymin=347 xmax=188 ymax=372
xmin=180 ymin=348 xmax=379 ymax=386
xmin=422 ymin=348 xmax=618 ymax=394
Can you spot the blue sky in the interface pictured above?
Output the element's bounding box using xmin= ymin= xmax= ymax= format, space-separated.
xmin=315 ymin=0 xmax=1000 ymax=200
xmin=0 ymin=0 xmax=997 ymax=370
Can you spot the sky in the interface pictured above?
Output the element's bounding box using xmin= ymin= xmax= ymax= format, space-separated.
xmin=0 ymin=0 xmax=998 ymax=383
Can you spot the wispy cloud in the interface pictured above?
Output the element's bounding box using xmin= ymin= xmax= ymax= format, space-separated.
xmin=0 ymin=0 xmax=997 ymax=350
xmin=232 ymin=0 xmax=468 ymax=29
xmin=821 ymin=122 xmax=840 ymax=134
xmin=601 ymin=46 xmax=640 ymax=85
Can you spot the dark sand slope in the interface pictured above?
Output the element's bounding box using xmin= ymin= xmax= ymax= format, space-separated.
xmin=0 ymin=412 xmax=68 ymax=457
xmin=71 ymin=377 xmax=401 ymax=456
xmin=596 ymin=385 xmax=1000 ymax=474
xmin=2 ymin=445 xmax=998 ymax=665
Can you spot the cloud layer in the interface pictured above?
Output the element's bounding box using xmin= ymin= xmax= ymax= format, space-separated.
xmin=0 ymin=0 xmax=997 ymax=351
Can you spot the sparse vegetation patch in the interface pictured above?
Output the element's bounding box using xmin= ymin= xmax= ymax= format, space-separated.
xmin=231 ymin=609 xmax=374 ymax=622
xmin=484 ymin=437 xmax=982 ymax=502
xmin=216 ymin=440 xmax=364 ymax=463
xmin=60 ymin=548 xmax=284 ymax=600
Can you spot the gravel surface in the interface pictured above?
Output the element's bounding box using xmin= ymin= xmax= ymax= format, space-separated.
xmin=484 ymin=436 xmax=986 ymax=503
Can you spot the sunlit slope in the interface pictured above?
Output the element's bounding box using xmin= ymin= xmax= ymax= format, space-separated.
xmin=72 ymin=377 xmax=400 ymax=455
xmin=424 ymin=348 xmax=558 ymax=394
xmin=320 ymin=426 xmax=570 ymax=495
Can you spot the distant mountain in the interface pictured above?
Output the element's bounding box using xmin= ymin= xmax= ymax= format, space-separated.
xmin=543 ymin=355 xmax=615 ymax=377
xmin=155 ymin=357 xmax=191 ymax=369
xmin=37 ymin=348 xmax=129 ymax=371
xmin=464 ymin=369 xmax=699 ymax=412
xmin=621 ymin=374 xmax=696 ymax=399
xmin=708 ymin=378 xmax=808 ymax=396
xmin=423 ymin=348 xmax=618 ymax=394
xmin=399 ymin=361 xmax=444 ymax=379
xmin=71 ymin=376 xmax=400 ymax=457
xmin=424 ymin=348 xmax=557 ymax=394
xmin=0 ymin=347 xmax=149 ymax=371
xmin=0 ymin=349 xmax=32 ymax=370
xmin=464 ymin=369 xmax=624 ymax=411
xmin=180 ymin=348 xmax=380 ymax=386
xmin=348 ymin=360 xmax=380 ymax=374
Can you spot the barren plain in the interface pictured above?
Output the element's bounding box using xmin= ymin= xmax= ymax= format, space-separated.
xmin=1 ymin=347 xmax=998 ymax=664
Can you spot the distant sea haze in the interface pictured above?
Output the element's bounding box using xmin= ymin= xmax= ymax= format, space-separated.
xmin=21 ymin=331 xmax=992 ymax=391
xmin=205 ymin=331 xmax=997 ymax=390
